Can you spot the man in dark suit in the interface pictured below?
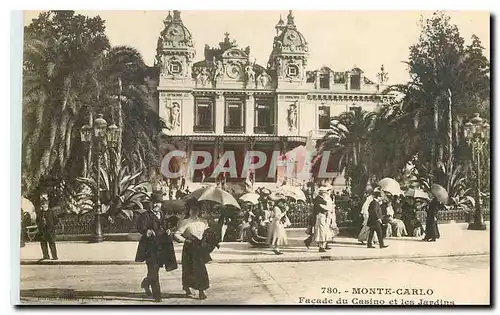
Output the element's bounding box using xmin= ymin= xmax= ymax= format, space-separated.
xmin=367 ymin=189 xmax=389 ymax=249
xmin=135 ymin=192 xmax=177 ymax=302
xmin=37 ymin=193 xmax=59 ymax=260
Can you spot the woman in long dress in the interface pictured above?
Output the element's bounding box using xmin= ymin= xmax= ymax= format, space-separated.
xmin=423 ymin=197 xmax=443 ymax=241
xmin=267 ymin=199 xmax=288 ymax=255
xmin=174 ymin=199 xmax=210 ymax=300
xmin=327 ymin=207 xmax=339 ymax=241
xmin=314 ymin=208 xmax=332 ymax=252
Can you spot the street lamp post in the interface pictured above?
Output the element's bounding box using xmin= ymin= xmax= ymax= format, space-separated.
xmin=80 ymin=114 xmax=121 ymax=243
xmin=464 ymin=113 xmax=490 ymax=231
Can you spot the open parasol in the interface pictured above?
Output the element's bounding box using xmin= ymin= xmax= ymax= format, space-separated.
xmin=195 ymin=186 xmax=241 ymax=209
xmin=431 ymin=184 xmax=449 ymax=203
xmin=21 ymin=197 xmax=37 ymax=221
xmin=276 ymin=185 xmax=307 ymax=201
xmin=182 ymin=185 xmax=214 ymax=200
xmin=377 ymin=178 xmax=402 ymax=196
xmin=239 ymin=193 xmax=260 ymax=205
xmin=405 ymin=188 xmax=430 ymax=200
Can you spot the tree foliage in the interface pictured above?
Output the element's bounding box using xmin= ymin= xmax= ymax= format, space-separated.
xmin=315 ymin=11 xmax=490 ymax=202
xmin=22 ymin=11 xmax=164 ymax=208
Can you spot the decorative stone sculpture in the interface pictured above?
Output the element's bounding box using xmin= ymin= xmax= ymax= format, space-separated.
xmin=170 ymin=102 xmax=181 ymax=130
xmin=287 ymin=103 xmax=298 ymax=131
xmin=215 ymin=60 xmax=224 ymax=80
xmin=196 ymin=68 xmax=210 ymax=87
xmin=257 ymin=72 xmax=271 ymax=89
xmin=245 ymin=64 xmax=255 ymax=86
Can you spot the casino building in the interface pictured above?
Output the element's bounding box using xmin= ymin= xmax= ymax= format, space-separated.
xmin=151 ymin=10 xmax=394 ymax=191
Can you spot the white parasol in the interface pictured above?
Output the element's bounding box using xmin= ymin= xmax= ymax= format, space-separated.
xmin=239 ymin=193 xmax=260 ymax=205
xmin=377 ymin=177 xmax=402 ymax=196
xmin=197 ymin=186 xmax=241 ymax=209
xmin=276 ymin=185 xmax=307 ymax=201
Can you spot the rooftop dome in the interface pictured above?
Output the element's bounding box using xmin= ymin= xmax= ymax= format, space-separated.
xmin=273 ymin=11 xmax=308 ymax=51
xmin=159 ymin=10 xmax=193 ymax=47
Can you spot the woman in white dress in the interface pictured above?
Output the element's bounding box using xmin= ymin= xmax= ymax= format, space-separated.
xmin=267 ymin=199 xmax=288 ymax=255
xmin=314 ymin=208 xmax=332 ymax=252
xmin=174 ymin=199 xmax=210 ymax=300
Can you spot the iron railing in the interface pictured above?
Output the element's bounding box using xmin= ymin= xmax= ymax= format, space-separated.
xmin=48 ymin=205 xmax=490 ymax=234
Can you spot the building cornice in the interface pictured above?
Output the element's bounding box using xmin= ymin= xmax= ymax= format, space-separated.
xmin=159 ymin=133 xmax=307 ymax=144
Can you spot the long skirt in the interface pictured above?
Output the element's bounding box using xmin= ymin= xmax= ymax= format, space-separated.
xmin=267 ymin=221 xmax=288 ymax=246
xmin=182 ymin=241 xmax=209 ymax=291
xmin=424 ymin=216 xmax=440 ymax=240
xmin=391 ymin=219 xmax=407 ymax=237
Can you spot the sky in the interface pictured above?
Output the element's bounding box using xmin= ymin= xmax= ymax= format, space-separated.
xmin=23 ymin=10 xmax=490 ymax=84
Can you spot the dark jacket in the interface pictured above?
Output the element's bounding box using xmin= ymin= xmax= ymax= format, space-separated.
xmin=309 ymin=195 xmax=327 ymax=226
xmin=200 ymin=228 xmax=220 ymax=263
xmin=424 ymin=198 xmax=442 ymax=240
xmin=135 ymin=210 xmax=178 ymax=271
xmin=367 ymin=200 xmax=383 ymax=227
xmin=36 ymin=210 xmax=58 ymax=239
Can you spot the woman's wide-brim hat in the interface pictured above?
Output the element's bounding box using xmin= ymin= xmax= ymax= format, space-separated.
xmin=259 ymin=188 xmax=272 ymax=196
xmin=268 ymin=192 xmax=286 ymax=201
xmin=318 ymin=186 xmax=332 ymax=193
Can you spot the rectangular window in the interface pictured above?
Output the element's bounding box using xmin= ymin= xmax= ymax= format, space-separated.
xmin=194 ymin=97 xmax=214 ymax=132
xmin=318 ymin=106 xmax=331 ymax=130
xmin=319 ymin=74 xmax=330 ymax=89
xmin=350 ymin=74 xmax=361 ymax=90
xmin=224 ymin=98 xmax=245 ymax=133
xmin=254 ymin=98 xmax=274 ymax=134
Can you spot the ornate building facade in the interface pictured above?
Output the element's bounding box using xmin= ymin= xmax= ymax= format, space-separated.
xmin=153 ymin=10 xmax=392 ymax=190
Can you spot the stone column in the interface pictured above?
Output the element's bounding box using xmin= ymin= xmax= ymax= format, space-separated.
xmin=215 ymin=136 xmax=225 ymax=186
xmin=346 ymin=72 xmax=351 ymax=90
xmin=246 ymin=92 xmax=255 ymax=134
xmin=183 ymin=93 xmax=195 ymax=134
xmin=215 ymin=92 xmax=224 ymax=134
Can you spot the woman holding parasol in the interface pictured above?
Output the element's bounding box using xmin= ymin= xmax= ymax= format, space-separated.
xmin=423 ymin=184 xmax=448 ymax=242
xmin=174 ymin=199 xmax=211 ymax=300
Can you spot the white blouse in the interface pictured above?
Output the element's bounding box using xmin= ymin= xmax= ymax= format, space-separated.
xmin=175 ymin=217 xmax=208 ymax=241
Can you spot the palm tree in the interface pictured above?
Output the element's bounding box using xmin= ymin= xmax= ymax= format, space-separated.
xmin=90 ymin=45 xmax=165 ymax=176
xmin=22 ymin=11 xmax=164 ymax=210
xmin=315 ymin=109 xmax=376 ymax=196
xmin=22 ymin=21 xmax=109 ymax=196
xmin=380 ymin=13 xmax=490 ymax=190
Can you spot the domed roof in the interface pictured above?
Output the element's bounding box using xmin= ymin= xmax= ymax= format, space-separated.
xmin=159 ymin=11 xmax=193 ymax=47
xmin=277 ymin=28 xmax=307 ymax=47
xmin=273 ymin=11 xmax=308 ymax=52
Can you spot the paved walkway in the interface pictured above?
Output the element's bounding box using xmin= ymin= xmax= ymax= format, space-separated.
xmin=20 ymin=223 xmax=490 ymax=265
xmin=20 ymin=256 xmax=490 ymax=305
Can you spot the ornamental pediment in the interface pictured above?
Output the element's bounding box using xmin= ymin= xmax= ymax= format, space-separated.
xmin=222 ymin=48 xmax=248 ymax=60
